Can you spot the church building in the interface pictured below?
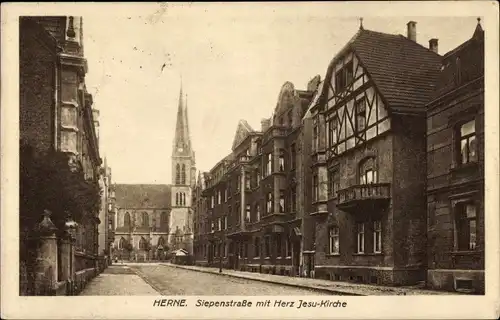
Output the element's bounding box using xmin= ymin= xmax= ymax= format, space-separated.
xmin=112 ymin=85 xmax=195 ymax=260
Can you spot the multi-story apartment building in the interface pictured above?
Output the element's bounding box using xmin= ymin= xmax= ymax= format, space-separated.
xmin=426 ymin=20 xmax=484 ymax=294
xmin=308 ymin=21 xmax=442 ymax=286
xmin=19 ymin=16 xmax=102 ymax=295
xmin=193 ymin=79 xmax=317 ymax=276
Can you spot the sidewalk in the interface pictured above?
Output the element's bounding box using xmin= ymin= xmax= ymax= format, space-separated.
xmin=163 ymin=263 xmax=458 ymax=296
xmin=79 ymin=265 xmax=158 ymax=295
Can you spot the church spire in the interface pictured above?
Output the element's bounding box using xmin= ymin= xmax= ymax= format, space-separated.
xmin=173 ymin=83 xmax=191 ymax=156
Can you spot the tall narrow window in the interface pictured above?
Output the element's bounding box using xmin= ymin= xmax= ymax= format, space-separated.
xmin=456 ymin=202 xmax=477 ymax=251
xmin=313 ymin=174 xmax=319 ymax=202
xmin=245 ymin=205 xmax=251 ymax=223
xmin=357 ymin=223 xmax=365 ymax=254
xmin=290 ymin=144 xmax=296 ymax=170
xmin=279 ymin=149 xmax=285 ymax=172
xmin=266 ymin=153 xmax=272 ymax=176
xmin=256 ymin=203 xmax=261 ymax=221
xmin=176 ymin=164 xmax=181 ymax=184
xmin=276 ymin=234 xmax=282 ymax=257
xmin=218 ymin=217 xmax=222 ymax=231
xmin=266 ymin=193 xmax=273 ymax=214
xmin=142 ymin=212 xmax=149 ymax=227
xmin=459 ymin=119 xmax=477 ymax=164
xmin=124 ymin=212 xmax=131 ymax=227
xmin=286 ymin=237 xmax=292 ymax=257
xmin=329 ymin=226 xmax=340 ymax=254
xmin=254 ymin=237 xmax=260 ymax=257
xmin=256 ymin=171 xmax=261 ymax=186
xmin=288 ymin=110 xmax=293 ymax=126
xmin=328 ymin=117 xmax=338 ymax=147
xmin=119 ymin=237 xmax=127 ymax=249
xmin=217 ymin=190 xmax=221 ymax=204
xmin=236 ymin=203 xmax=241 ymax=225
xmin=211 ymin=195 xmax=214 ymax=208
xmin=290 ymin=186 xmax=297 ymax=212
xmin=313 ymin=118 xmax=319 ymax=152
xmin=279 ymin=190 xmax=286 ymax=213
xmin=355 ymin=97 xmax=366 ymax=133
xmin=328 ymin=169 xmax=339 ymax=198
xmin=245 ymin=175 xmax=251 ymax=190
xmin=373 ymin=221 xmax=382 ymax=253
xmin=265 ymin=236 xmax=271 ymax=257
xmin=224 ymin=188 xmax=228 ymax=202
xmin=236 ymin=175 xmax=240 ymax=192
xmin=139 ymin=237 xmax=147 ymax=250
xmin=181 ymin=164 xmax=186 ymax=184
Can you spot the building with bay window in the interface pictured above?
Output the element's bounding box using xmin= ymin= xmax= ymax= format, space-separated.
xmin=193 ymin=79 xmax=317 ymax=275
xmin=425 ymin=20 xmax=484 ymax=294
xmin=307 ymin=21 xmax=442 ymax=286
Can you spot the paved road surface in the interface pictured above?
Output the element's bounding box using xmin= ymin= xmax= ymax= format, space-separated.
xmin=131 ymin=264 xmax=326 ymax=295
xmin=79 ymin=265 xmax=158 ymax=295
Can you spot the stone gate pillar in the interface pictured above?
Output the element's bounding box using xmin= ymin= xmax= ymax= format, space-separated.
xmin=34 ymin=210 xmax=58 ymax=295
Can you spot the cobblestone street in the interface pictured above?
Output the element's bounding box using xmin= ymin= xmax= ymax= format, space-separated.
xmin=79 ymin=264 xmax=326 ymax=295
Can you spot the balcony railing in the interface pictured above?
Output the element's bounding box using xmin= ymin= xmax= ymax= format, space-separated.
xmin=337 ymin=183 xmax=391 ymax=211
xmin=262 ymin=126 xmax=290 ymax=144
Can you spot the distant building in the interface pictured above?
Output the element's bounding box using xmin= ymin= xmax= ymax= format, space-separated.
xmin=112 ymin=86 xmax=195 ymax=260
xmin=425 ymin=20 xmax=484 ymax=293
xmin=98 ymin=158 xmax=115 ymax=265
xmin=192 ymin=79 xmax=317 ymax=276
xmin=112 ymin=184 xmax=172 ymax=261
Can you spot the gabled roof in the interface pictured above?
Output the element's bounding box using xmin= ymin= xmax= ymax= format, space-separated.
xmin=351 ymin=29 xmax=442 ymax=109
xmin=231 ymin=120 xmax=254 ymax=151
xmin=114 ymin=184 xmax=171 ymax=209
xmin=316 ymin=28 xmax=442 ymax=113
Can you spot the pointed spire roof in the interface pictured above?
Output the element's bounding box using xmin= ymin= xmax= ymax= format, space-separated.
xmin=173 ymin=83 xmax=192 ymax=156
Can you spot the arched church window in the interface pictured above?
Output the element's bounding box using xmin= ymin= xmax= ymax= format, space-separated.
xmin=119 ymin=237 xmax=127 ymax=249
xmin=124 ymin=212 xmax=131 ymax=227
xmin=160 ymin=212 xmax=168 ymax=230
xmin=181 ymin=164 xmax=186 ymax=184
xmin=139 ymin=237 xmax=147 ymax=250
xmin=176 ymin=164 xmax=181 ymax=185
xmin=142 ymin=212 xmax=149 ymax=227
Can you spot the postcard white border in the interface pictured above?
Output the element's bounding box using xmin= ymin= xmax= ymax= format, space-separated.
xmin=1 ymin=2 xmax=499 ymax=319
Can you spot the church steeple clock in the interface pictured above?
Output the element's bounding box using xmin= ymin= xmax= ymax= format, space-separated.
xmin=169 ymin=82 xmax=195 ymax=253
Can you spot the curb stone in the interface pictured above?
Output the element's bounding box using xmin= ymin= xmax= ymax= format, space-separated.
xmin=161 ymin=263 xmax=363 ymax=296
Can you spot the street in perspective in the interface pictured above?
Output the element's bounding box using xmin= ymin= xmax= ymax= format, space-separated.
xmin=19 ymin=8 xmax=485 ymax=298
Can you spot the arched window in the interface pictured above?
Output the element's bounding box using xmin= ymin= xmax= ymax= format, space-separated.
xmin=181 ymin=192 xmax=185 ymax=206
xmin=359 ymin=157 xmax=377 ymax=184
xmin=160 ymin=212 xmax=168 ymax=230
xmin=139 ymin=237 xmax=147 ymax=250
xmin=124 ymin=212 xmax=131 ymax=227
xmin=142 ymin=212 xmax=149 ymax=227
xmin=176 ymin=193 xmax=179 ymax=206
xmin=176 ymin=164 xmax=181 ymax=184
xmin=181 ymin=164 xmax=186 ymax=184
xmin=119 ymin=237 xmax=127 ymax=249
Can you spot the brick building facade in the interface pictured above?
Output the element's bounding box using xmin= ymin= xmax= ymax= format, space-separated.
xmin=189 ymin=18 xmax=486 ymax=294
xmin=20 ymin=16 xmax=103 ymax=295
xmin=425 ymin=21 xmax=485 ymax=294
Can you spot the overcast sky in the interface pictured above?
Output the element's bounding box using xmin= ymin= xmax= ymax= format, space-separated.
xmin=81 ymin=4 xmax=480 ymax=184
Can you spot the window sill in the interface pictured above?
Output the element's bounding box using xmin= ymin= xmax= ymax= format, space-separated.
xmin=264 ymin=257 xmax=270 ymax=260
xmin=326 ymin=253 xmax=340 ymax=257
xmin=353 ymin=253 xmax=384 ymax=256
xmin=450 ymin=162 xmax=479 ymax=173
xmin=450 ymin=250 xmax=483 ymax=255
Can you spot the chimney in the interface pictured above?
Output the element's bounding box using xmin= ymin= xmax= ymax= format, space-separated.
xmin=261 ymin=118 xmax=271 ymax=132
xmin=429 ymin=38 xmax=439 ymax=54
xmin=407 ymin=21 xmax=417 ymax=42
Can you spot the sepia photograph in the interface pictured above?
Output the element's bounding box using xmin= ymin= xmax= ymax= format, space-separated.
xmin=2 ymin=2 xmax=499 ymax=319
